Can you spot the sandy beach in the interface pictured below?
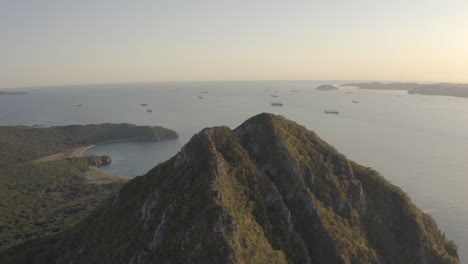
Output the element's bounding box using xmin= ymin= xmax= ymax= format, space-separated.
xmin=33 ymin=145 xmax=96 ymax=162
xmin=33 ymin=145 xmax=128 ymax=184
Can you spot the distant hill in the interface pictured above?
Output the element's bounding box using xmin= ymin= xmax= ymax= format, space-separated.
xmin=0 ymin=124 xmax=178 ymax=167
xmin=343 ymin=82 xmax=468 ymax=98
xmin=316 ymin=84 xmax=338 ymax=91
xmin=9 ymin=113 xmax=458 ymax=263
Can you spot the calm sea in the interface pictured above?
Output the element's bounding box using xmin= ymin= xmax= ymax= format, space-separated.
xmin=1 ymin=81 xmax=467 ymax=260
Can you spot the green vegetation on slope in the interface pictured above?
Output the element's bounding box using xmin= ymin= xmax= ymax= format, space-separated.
xmin=0 ymin=156 xmax=126 ymax=251
xmin=236 ymin=113 xmax=458 ymax=263
xmin=0 ymin=123 xmax=178 ymax=166
xmin=352 ymin=164 xmax=459 ymax=264
xmin=235 ymin=113 xmax=379 ymax=263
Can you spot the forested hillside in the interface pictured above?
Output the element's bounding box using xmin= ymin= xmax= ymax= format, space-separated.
xmin=0 ymin=123 xmax=177 ymax=166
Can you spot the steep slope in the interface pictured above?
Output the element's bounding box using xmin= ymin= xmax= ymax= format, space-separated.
xmin=11 ymin=113 xmax=458 ymax=264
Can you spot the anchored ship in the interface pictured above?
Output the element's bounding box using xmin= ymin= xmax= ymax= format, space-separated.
xmin=271 ymin=102 xmax=283 ymax=107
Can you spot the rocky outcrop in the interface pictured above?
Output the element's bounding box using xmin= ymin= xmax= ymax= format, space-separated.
xmin=84 ymin=155 xmax=112 ymax=167
xmin=22 ymin=113 xmax=458 ymax=264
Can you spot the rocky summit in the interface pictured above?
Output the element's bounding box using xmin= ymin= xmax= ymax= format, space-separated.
xmin=14 ymin=113 xmax=459 ymax=264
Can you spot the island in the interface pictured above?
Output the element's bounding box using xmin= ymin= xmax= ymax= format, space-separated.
xmin=316 ymin=84 xmax=338 ymax=91
xmin=0 ymin=123 xmax=178 ymax=253
xmin=409 ymin=83 xmax=468 ymax=98
xmin=343 ymin=82 xmax=468 ymax=98
xmin=341 ymin=82 xmax=421 ymax=90
xmin=0 ymin=91 xmax=28 ymax=96
xmin=2 ymin=114 xmax=458 ymax=264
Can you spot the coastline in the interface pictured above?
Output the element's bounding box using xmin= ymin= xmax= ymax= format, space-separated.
xmin=32 ymin=137 xmax=178 ymax=177
xmin=36 ymin=136 xmax=179 ymax=162
xmin=33 ymin=144 xmax=128 ymax=183
xmin=33 ymin=145 xmax=96 ymax=162
xmin=93 ymin=136 xmax=178 ymax=146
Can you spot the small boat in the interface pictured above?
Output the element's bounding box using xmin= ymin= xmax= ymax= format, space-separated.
xmin=352 ymin=100 xmax=359 ymax=103
xmin=324 ymin=110 xmax=339 ymax=114
xmin=146 ymin=109 xmax=153 ymax=113
xmin=271 ymin=102 xmax=283 ymax=107
xmin=198 ymin=96 xmax=203 ymax=99
xmin=290 ymin=90 xmax=301 ymax=92
xmin=75 ymin=104 xmax=83 ymax=107
xmin=140 ymin=103 xmax=147 ymax=107
xmin=270 ymin=95 xmax=278 ymax=97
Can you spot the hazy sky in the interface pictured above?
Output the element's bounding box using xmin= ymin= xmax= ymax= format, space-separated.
xmin=2 ymin=0 xmax=468 ymax=88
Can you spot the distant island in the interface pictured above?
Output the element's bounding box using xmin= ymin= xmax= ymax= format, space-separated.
xmin=3 ymin=114 xmax=458 ymax=263
xmin=0 ymin=91 xmax=28 ymax=96
xmin=342 ymin=82 xmax=468 ymax=98
xmin=316 ymin=84 xmax=338 ymax=91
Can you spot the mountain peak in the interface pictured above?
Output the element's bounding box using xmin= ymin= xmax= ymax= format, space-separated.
xmin=18 ymin=114 xmax=458 ymax=264
xmin=235 ymin=112 xmax=287 ymax=133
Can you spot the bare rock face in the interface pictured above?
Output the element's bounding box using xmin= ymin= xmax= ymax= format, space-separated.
xmin=30 ymin=113 xmax=458 ymax=264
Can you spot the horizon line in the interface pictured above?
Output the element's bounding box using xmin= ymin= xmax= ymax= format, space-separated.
xmin=2 ymin=79 xmax=467 ymax=90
